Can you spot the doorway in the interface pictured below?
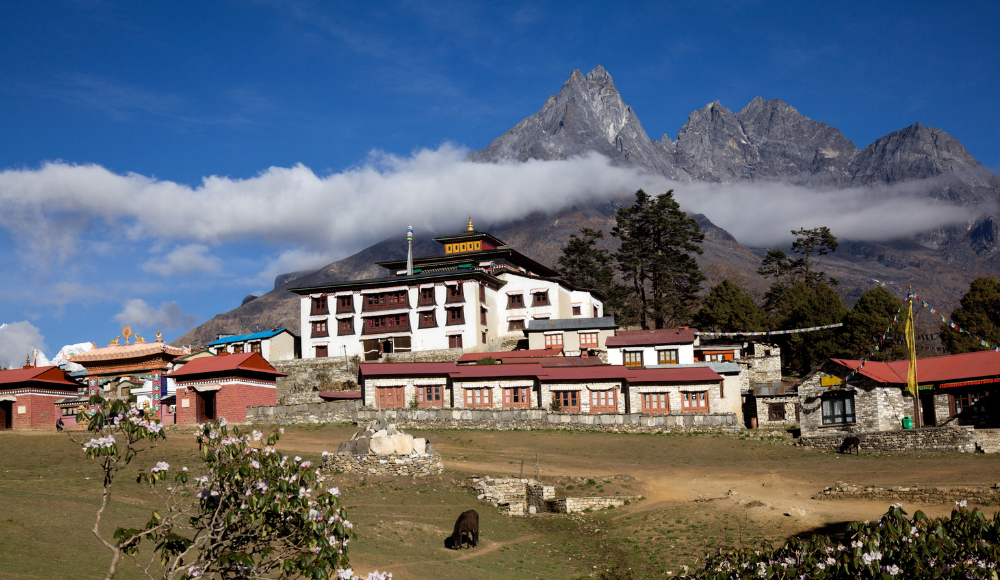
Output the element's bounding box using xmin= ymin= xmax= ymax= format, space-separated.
xmin=919 ymin=392 xmax=936 ymax=427
xmin=0 ymin=401 xmax=11 ymax=430
xmin=196 ymin=392 xmax=217 ymax=423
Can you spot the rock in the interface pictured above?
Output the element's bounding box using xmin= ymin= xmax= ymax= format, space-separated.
xmin=529 ymin=505 xmax=536 ymax=514
xmin=392 ymin=434 xmax=414 ymax=455
xmin=355 ymin=437 xmax=370 ymax=455
xmin=425 ymin=442 xmax=436 ymax=455
xmin=374 ymin=429 xmax=387 ymax=438
xmin=337 ymin=440 xmax=356 ymax=454
xmin=369 ymin=436 xmax=395 ymax=456
xmin=387 ymin=425 xmax=399 ymax=436
xmin=413 ymin=438 xmax=426 ymax=455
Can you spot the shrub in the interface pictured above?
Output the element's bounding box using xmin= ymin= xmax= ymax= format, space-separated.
xmin=549 ymin=399 xmax=563 ymax=412
xmin=475 ymin=356 xmax=498 ymax=365
xmin=682 ymin=503 xmax=1000 ymax=579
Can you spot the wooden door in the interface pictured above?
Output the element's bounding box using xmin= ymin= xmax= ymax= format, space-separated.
xmin=197 ymin=392 xmax=217 ymax=422
xmin=0 ymin=402 xmax=10 ymax=430
xmin=376 ymin=387 xmax=405 ymax=408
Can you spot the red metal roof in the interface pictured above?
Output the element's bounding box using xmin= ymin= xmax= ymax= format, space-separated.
xmin=452 ymin=364 xmax=546 ymax=379
xmin=359 ymin=361 xmax=721 ymax=384
xmin=457 ymin=349 xmax=562 ymax=363
xmin=831 ymin=350 xmax=1000 ymax=385
xmin=168 ymin=353 xmax=285 ymax=378
xmin=605 ymin=328 xmax=698 ymax=347
xmin=359 ymin=362 xmax=458 ymax=377
xmin=0 ymin=366 xmax=79 ymax=387
xmin=626 ymin=367 xmax=724 ymax=383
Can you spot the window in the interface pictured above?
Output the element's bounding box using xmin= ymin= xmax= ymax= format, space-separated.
xmin=642 ymin=392 xmax=670 ymax=413
xmin=233 ymin=344 xmax=244 ymax=354
xmin=544 ymin=334 xmax=563 ymax=349
xmin=364 ymin=291 xmax=408 ymax=311
xmin=447 ymin=283 xmax=464 ymax=303
xmin=508 ymin=319 xmax=525 ymax=331
xmin=579 ymin=332 xmax=599 ymax=349
xmin=362 ymin=314 xmax=409 ymax=334
xmin=446 ymin=306 xmax=465 ymax=325
xmin=768 ymin=403 xmax=786 ymax=422
xmin=594 ymin=305 xmax=599 ymax=317
xmin=532 ymin=291 xmax=549 ymax=306
xmin=681 ymin=391 xmax=709 ymax=413
xmin=315 ymin=345 xmax=328 ymax=358
xmin=503 ymin=387 xmax=530 ymax=408
xmin=464 ymin=387 xmax=491 ymax=408
xmin=479 ymin=284 xmax=486 ymax=302
xmin=311 ymin=296 xmax=329 ymax=315
xmin=590 ymin=389 xmax=617 ymax=414
xmin=482 ymin=331 xmax=487 ymax=345
xmin=337 ymin=295 xmax=353 ymax=313
xmin=951 ymin=390 xmax=994 ymax=416
xmin=338 ymin=318 xmax=354 ymax=335
xmin=312 ymin=320 xmax=330 ymax=338
xmin=480 ymin=307 xmax=487 ymax=325
xmin=61 ymin=406 xmax=78 ymax=416
xmin=507 ymin=293 xmax=524 ymax=309
xmin=821 ymin=394 xmax=855 ymax=425
xmin=417 ymin=385 xmax=443 ymax=408
xmin=572 ymin=305 xmax=581 ymax=316
xmin=624 ymin=351 xmax=643 ymax=369
xmin=249 ymin=342 xmax=262 ymax=353
xmin=657 ymin=350 xmax=678 ymax=365
xmin=376 ymin=386 xmax=405 ymax=408
xmin=448 ymin=334 xmax=463 ymax=349
xmin=419 ymin=310 xmax=437 ymax=328
xmin=419 ymin=287 xmax=435 ymax=305
xmin=554 ymin=390 xmax=580 ymax=412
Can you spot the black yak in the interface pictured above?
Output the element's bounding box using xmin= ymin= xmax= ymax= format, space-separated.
xmin=839 ymin=436 xmax=861 ymax=455
xmin=444 ymin=509 xmax=479 ymax=549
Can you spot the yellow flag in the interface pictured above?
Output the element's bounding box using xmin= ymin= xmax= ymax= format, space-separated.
xmin=905 ymin=300 xmax=918 ymax=398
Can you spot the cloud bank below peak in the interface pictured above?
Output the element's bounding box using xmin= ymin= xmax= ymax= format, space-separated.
xmin=0 ymin=145 xmax=976 ymax=274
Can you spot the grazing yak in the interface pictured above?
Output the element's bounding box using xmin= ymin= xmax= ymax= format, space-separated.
xmin=444 ymin=510 xmax=479 ymax=549
xmin=839 ymin=436 xmax=861 ymax=455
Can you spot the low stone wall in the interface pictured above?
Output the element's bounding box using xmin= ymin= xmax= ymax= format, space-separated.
xmin=321 ymin=452 xmax=443 ymax=477
xmin=380 ymin=349 xmax=463 ymax=363
xmin=550 ymin=496 xmax=639 ymax=513
xmin=798 ymin=426 xmax=976 ymax=453
xmin=246 ymin=400 xmax=361 ymax=424
xmin=471 ymin=476 xmax=530 ymax=505
xmin=976 ymin=429 xmax=1000 ymax=453
xmin=356 ymin=408 xmax=739 ymax=433
xmin=814 ymin=481 xmax=1000 ymax=505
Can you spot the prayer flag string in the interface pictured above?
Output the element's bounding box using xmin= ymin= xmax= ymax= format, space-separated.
xmin=694 ymin=323 xmax=843 ymax=337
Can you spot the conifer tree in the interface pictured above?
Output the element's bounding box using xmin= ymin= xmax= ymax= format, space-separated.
xmin=770 ymin=281 xmax=848 ymax=374
xmin=940 ymin=276 xmax=1000 ymax=353
xmin=612 ymin=189 xmax=705 ymax=329
xmin=694 ymin=279 xmax=768 ymax=333
xmin=837 ymin=286 xmax=908 ymax=361
xmin=557 ymin=228 xmax=630 ymax=323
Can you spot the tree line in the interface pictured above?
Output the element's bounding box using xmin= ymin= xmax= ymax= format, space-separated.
xmin=557 ymin=188 xmax=997 ymax=376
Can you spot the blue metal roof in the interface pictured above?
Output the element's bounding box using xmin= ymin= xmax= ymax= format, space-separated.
xmin=205 ymin=329 xmax=290 ymax=346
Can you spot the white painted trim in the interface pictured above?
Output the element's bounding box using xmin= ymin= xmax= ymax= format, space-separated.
xmin=419 ymin=283 xmax=435 ymax=289
xmin=415 ymin=305 xmax=435 ymax=312
xmin=335 ymin=313 xmax=354 ymax=319
xmin=548 ymin=386 xmax=583 ymax=392
xmin=532 ymin=314 xmax=551 ymax=319
xmin=530 ymin=287 xmax=547 ymax=292
xmin=543 ymin=331 xmax=564 ymax=335
xmin=445 ymin=330 xmax=464 ymax=336
xmin=334 ymin=291 xmax=353 ymax=297
xmin=361 ymin=286 xmax=408 ymax=294
xmin=506 ymin=315 xmax=526 ymax=320
xmin=635 ymin=387 xmax=672 ymax=393
xmin=505 ymin=290 xmax=524 ymax=295
xmin=678 ymin=387 xmax=711 ymax=392
xmin=0 ymin=395 xmax=16 ymax=402
xmin=586 ymin=385 xmax=617 ymax=391
xmin=192 ymin=385 xmax=221 ymax=392
xmin=444 ymin=281 xmax=460 ymax=286
xmin=359 ymin=308 xmax=410 ymax=317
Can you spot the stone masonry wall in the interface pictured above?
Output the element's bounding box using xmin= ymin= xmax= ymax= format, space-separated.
xmin=356 ymin=407 xmax=740 ymax=433
xmin=755 ymin=396 xmax=799 ymax=429
xmin=975 ymin=429 xmax=1000 ymax=453
xmin=814 ymin=481 xmax=1000 ymax=505
xmin=798 ymin=426 xmax=977 ymax=453
xmin=550 ymin=496 xmax=639 ymax=514
xmin=744 ymin=343 xmax=782 ymax=385
xmin=321 ymin=452 xmax=443 ymax=477
xmin=246 ymin=399 xmax=362 ymax=424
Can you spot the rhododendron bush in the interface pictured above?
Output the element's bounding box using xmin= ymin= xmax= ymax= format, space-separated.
xmin=681 ymin=503 xmax=1000 ymax=579
xmin=75 ymin=394 xmax=390 ymax=580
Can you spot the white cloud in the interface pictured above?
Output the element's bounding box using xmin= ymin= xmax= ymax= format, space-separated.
xmin=0 ymin=146 xmax=977 ymax=273
xmin=114 ymin=299 xmax=199 ymax=332
xmin=143 ymin=244 xmax=223 ymax=276
xmin=0 ymin=321 xmax=47 ymax=368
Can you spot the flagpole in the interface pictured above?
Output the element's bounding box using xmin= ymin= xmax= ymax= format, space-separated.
xmin=406 ymin=224 xmax=413 ymax=276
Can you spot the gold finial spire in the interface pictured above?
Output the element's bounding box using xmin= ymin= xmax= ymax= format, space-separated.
xmin=466 ymin=216 xmax=474 ymax=232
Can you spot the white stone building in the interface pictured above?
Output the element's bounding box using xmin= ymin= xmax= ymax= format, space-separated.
xmin=290 ymin=220 xmax=603 ymax=361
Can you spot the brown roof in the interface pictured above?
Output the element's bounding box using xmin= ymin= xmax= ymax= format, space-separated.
xmin=168 ymin=352 xmax=285 ymax=378
xmin=359 ymin=362 xmax=722 ymax=383
xmin=605 ymin=328 xmax=698 ymax=347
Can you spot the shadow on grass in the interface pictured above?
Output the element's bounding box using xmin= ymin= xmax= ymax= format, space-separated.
xmin=794 ymin=520 xmax=853 ymax=542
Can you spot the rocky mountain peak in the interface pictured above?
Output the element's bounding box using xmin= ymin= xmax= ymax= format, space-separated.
xmin=585 ymin=65 xmax=613 ymax=83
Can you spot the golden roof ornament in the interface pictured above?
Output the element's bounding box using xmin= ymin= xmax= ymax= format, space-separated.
xmin=466 ymin=216 xmax=474 ymax=232
xmin=156 ymin=331 xmax=163 ymax=342
xmin=110 ymin=336 xmax=120 ymax=346
xmin=122 ymin=326 xmax=132 ymax=345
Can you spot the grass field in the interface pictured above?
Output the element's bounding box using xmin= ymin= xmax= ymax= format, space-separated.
xmin=2 ymin=425 xmax=1000 ymax=579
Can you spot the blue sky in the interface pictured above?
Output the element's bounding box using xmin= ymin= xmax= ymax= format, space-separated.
xmin=0 ymin=0 xmax=998 ymax=361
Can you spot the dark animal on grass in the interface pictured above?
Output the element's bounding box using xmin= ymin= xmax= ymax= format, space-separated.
xmin=444 ymin=510 xmax=479 ymax=549
xmin=839 ymin=436 xmax=861 ymax=455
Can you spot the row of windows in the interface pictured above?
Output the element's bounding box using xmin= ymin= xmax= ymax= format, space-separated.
xmin=623 ymin=350 xmax=679 ymax=368
xmin=541 ymin=332 xmax=601 ymax=350
xmin=312 ymin=287 xmax=599 ymax=316
xmin=216 ymin=342 xmax=262 ymax=354
xmin=371 ymin=387 xmax=712 ymax=413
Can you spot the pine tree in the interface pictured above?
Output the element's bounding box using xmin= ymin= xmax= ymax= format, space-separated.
xmin=694 ymin=279 xmax=769 ymax=333
xmin=940 ymin=277 xmax=1000 ymax=354
xmin=770 ymin=281 xmax=848 ymax=375
xmin=612 ymin=189 xmax=705 ymax=329
xmin=838 ymin=286 xmax=908 ymax=361
xmin=557 ymin=228 xmax=631 ymax=324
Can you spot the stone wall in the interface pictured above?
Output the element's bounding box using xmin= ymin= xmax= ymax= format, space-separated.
xmin=743 ymin=343 xmax=782 ymax=385
xmin=273 ymin=358 xmax=356 ymax=404
xmin=550 ymin=496 xmax=639 ymax=513
xmin=814 ymin=481 xmax=1000 ymax=505
xmin=799 ymin=367 xmax=910 ymax=436
xmin=380 ymin=349 xmax=463 ymax=363
xmin=975 ymin=429 xmax=1000 ymax=453
xmin=320 ymin=452 xmax=443 ymax=477
xmin=798 ymin=426 xmax=977 ymax=453
xmin=755 ymin=395 xmax=799 ymax=429
xmin=356 ymin=407 xmax=740 ymax=433
xmin=246 ymin=399 xmax=361 ymax=424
